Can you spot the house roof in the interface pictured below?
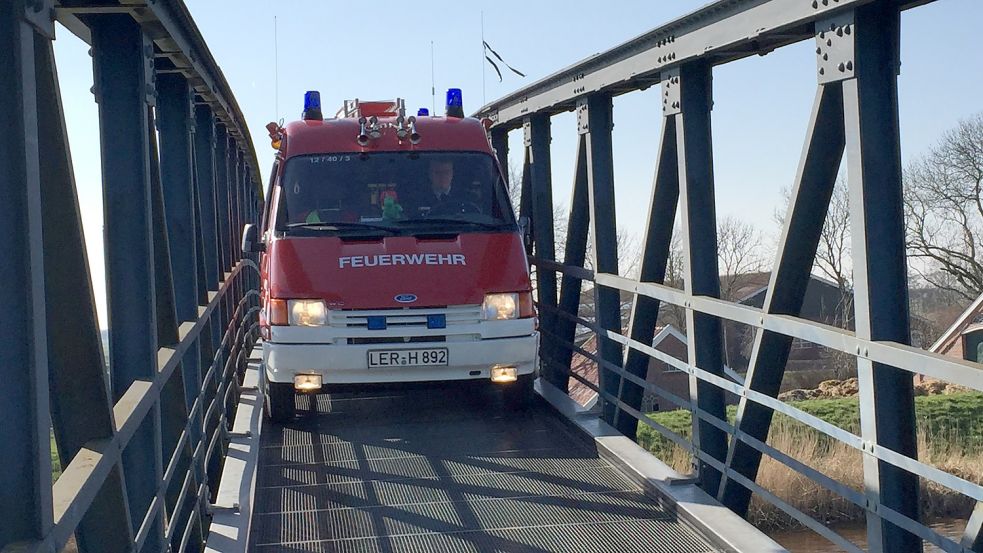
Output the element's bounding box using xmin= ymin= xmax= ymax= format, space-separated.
xmin=930 ymin=292 xmax=983 ymax=355
xmin=567 ymin=325 xmax=687 ymax=406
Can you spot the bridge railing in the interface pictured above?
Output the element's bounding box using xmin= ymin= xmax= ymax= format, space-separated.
xmin=477 ymin=1 xmax=982 ymax=552
xmin=1 ymin=1 xmax=262 ymax=552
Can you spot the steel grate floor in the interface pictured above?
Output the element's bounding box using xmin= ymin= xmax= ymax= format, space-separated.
xmin=250 ymin=382 xmax=719 ymax=552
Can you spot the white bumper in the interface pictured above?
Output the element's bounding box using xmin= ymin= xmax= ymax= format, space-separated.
xmin=263 ymin=333 xmax=539 ymax=384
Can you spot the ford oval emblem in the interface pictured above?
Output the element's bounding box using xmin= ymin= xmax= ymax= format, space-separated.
xmin=394 ymin=294 xmax=417 ymax=303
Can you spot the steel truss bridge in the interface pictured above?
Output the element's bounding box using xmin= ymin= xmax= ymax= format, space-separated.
xmin=1 ymin=0 xmax=981 ymax=552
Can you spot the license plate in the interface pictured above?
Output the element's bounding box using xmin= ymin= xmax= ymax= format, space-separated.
xmin=367 ymin=348 xmax=448 ymax=368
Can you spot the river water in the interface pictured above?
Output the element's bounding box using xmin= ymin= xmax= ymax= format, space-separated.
xmin=770 ymin=519 xmax=966 ymax=552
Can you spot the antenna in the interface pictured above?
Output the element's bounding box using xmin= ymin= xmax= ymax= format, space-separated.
xmin=274 ymin=15 xmax=279 ymax=122
xmin=481 ymin=11 xmax=486 ymax=105
xmin=430 ymin=41 xmax=436 ymax=115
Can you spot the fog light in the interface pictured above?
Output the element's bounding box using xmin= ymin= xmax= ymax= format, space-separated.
xmin=293 ymin=374 xmax=322 ymax=393
xmin=490 ymin=365 xmax=517 ymax=384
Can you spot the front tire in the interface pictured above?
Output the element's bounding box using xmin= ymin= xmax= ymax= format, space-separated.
xmin=502 ymin=374 xmax=535 ymax=411
xmin=266 ymin=381 xmax=296 ymax=423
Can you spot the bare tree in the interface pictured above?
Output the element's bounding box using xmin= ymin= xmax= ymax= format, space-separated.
xmin=775 ymin=178 xmax=852 ymax=296
xmin=717 ymin=215 xmax=767 ymax=301
xmin=904 ymin=113 xmax=983 ymax=302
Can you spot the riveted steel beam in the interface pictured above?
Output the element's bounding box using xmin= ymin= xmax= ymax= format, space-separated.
xmin=618 ymin=109 xmax=679 ymax=440
xmin=674 ymin=60 xmax=727 ymax=495
xmin=0 ymin=1 xmax=54 ymax=547
xmin=90 ymin=13 xmax=165 ymax=549
xmin=550 ymin=136 xmax=591 ymax=391
xmin=580 ymin=94 xmax=625 ymax=427
xmin=717 ymin=81 xmax=846 ymax=515
xmin=845 ymin=3 xmax=919 ymax=552
xmin=34 ymin=25 xmax=134 ymax=553
xmin=475 ymin=0 xmax=933 ymax=127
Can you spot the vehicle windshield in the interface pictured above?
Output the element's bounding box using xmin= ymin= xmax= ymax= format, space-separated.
xmin=275 ymin=152 xmax=516 ymax=234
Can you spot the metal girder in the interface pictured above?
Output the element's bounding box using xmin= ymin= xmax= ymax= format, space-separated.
xmin=674 ymin=60 xmax=727 ymax=495
xmin=581 ymin=94 xmax=625 ymax=427
xmin=194 ymin=106 xmax=220 ymax=294
xmin=54 ymin=0 xmax=262 ymax=193
xmin=525 ymin=115 xmax=560 ymax=386
xmin=89 ymin=13 xmax=165 ymax=549
xmin=34 ymin=26 xmax=134 ymax=553
xmin=549 ymin=137 xmax=591 ymax=391
xmin=0 ymin=1 xmax=54 ymax=547
xmin=475 ymin=0 xmax=933 ymax=127
xmin=490 ymin=128 xmax=509 ymax=184
xmin=964 ymin=502 xmax=983 ymax=552
xmin=213 ymin=126 xmax=230 ymax=274
xmin=844 ymin=3 xmax=920 ymax=552
xmin=617 ymin=112 xmax=679 ymax=440
xmin=519 ymin=150 xmax=534 ymax=255
xmin=717 ymin=82 xmax=845 ymax=515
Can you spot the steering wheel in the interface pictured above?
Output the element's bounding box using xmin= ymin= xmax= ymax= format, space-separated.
xmin=430 ymin=200 xmax=483 ymax=216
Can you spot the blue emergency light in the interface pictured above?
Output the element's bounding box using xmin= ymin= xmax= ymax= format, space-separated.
xmin=445 ymin=88 xmax=464 ymax=118
xmin=417 ymin=108 xmax=429 ymax=116
xmin=302 ymin=90 xmax=323 ymax=121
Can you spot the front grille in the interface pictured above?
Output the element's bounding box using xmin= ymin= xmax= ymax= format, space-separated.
xmin=330 ymin=306 xmax=482 ymax=330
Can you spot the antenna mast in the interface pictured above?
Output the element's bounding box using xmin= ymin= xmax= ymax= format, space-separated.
xmin=431 ymin=41 xmax=436 ymax=114
xmin=274 ymin=15 xmax=279 ymax=122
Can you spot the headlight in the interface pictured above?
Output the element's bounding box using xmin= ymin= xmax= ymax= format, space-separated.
xmin=288 ymin=299 xmax=327 ymax=326
xmin=482 ymin=293 xmax=518 ymax=320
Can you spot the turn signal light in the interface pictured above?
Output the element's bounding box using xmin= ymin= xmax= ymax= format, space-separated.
xmin=518 ymin=292 xmax=536 ymax=318
xmin=269 ymin=299 xmax=288 ymax=325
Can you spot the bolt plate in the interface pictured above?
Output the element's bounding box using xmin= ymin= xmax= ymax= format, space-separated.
xmin=816 ymin=13 xmax=855 ymax=84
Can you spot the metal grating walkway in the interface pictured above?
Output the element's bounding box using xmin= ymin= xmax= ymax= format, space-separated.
xmin=250 ymin=383 xmax=719 ymax=552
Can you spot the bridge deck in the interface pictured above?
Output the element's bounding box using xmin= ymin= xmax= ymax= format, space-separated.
xmin=249 ymin=384 xmax=718 ymax=552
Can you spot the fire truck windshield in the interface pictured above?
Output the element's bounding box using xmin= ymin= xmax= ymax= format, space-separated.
xmin=276 ymin=152 xmax=516 ymax=234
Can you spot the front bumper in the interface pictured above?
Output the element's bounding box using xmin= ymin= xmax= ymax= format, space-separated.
xmin=263 ymin=333 xmax=539 ymax=385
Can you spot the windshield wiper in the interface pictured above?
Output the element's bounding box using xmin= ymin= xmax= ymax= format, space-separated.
xmin=396 ymin=218 xmax=513 ymax=230
xmin=286 ymin=221 xmax=398 ymax=233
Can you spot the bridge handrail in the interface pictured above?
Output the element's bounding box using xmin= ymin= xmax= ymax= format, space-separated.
xmin=33 ymin=261 xmax=259 ymax=553
xmin=530 ymin=255 xmax=983 ymax=553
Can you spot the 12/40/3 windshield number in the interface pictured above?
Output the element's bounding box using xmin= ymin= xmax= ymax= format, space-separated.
xmin=309 ymin=155 xmax=352 ymax=164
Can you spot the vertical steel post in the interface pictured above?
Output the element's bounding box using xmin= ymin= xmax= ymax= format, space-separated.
xmin=155 ymin=72 xmax=203 ymax=549
xmin=526 ymin=115 xmax=559 ymax=386
xmin=618 ymin=111 xmax=679 ymax=439
xmin=0 ymin=1 xmax=53 ymax=547
xmin=490 ymin=128 xmax=509 ymax=185
xmin=90 ymin=13 xmax=165 ymax=549
xmin=519 ymin=149 xmax=533 ymax=250
xmin=844 ymin=4 xmax=920 ymax=551
xmin=580 ymin=94 xmax=625 ymax=426
xmin=213 ymin=125 xmax=230 ymax=277
xmin=675 ymin=61 xmax=727 ymax=494
xmin=195 ymin=107 xmax=220 ymax=292
xmin=550 ymin=136 xmax=591 ymax=390
xmin=35 ymin=28 xmax=134 ymax=553
xmin=718 ymin=83 xmax=845 ymax=514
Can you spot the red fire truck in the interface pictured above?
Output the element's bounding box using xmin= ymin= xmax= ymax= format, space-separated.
xmin=242 ymin=89 xmax=539 ymax=422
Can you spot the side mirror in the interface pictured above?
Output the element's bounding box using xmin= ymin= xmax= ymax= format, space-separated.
xmin=241 ymin=223 xmax=265 ymax=254
xmin=518 ymin=216 xmax=532 ymax=248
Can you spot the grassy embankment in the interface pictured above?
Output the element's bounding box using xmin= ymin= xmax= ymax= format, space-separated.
xmin=636 ymin=392 xmax=983 ymax=529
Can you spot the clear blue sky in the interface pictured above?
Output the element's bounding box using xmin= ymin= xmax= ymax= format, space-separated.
xmin=52 ymin=0 xmax=982 ymax=327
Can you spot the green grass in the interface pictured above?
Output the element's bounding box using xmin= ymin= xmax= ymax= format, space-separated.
xmin=51 ymin=432 xmax=62 ymax=481
xmin=637 ymin=391 xmax=983 ymax=462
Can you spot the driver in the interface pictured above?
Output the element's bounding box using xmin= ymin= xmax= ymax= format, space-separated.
xmin=428 ymin=159 xmax=456 ymax=203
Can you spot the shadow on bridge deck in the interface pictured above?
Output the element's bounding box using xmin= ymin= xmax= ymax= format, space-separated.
xmin=249 ymin=382 xmax=718 ymax=552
